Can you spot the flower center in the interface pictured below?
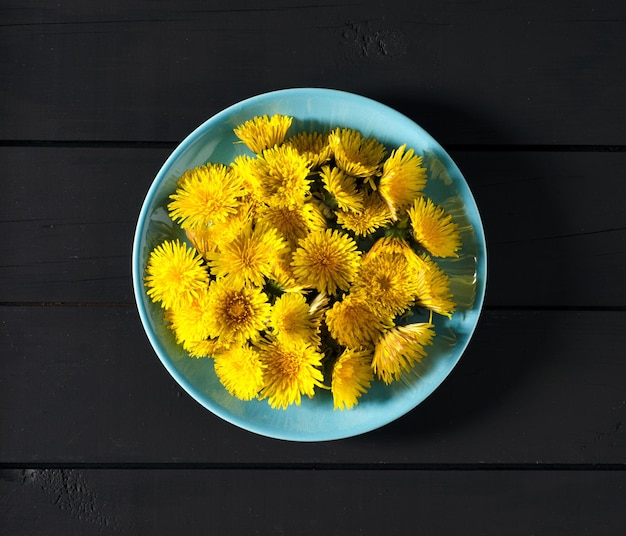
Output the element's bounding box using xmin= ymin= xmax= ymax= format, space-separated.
xmin=315 ymin=249 xmax=336 ymax=269
xmin=376 ymin=274 xmax=393 ymax=292
xmin=226 ymin=295 xmax=250 ymax=323
xmin=277 ymin=350 xmax=301 ymax=377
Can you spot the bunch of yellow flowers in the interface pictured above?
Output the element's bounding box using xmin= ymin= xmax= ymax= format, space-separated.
xmin=144 ymin=114 xmax=462 ymax=410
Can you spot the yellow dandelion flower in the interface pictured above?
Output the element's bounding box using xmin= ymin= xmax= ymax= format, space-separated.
xmin=184 ymin=200 xmax=254 ymax=258
xmin=205 ymin=278 xmax=271 ymax=344
xmin=269 ymin=292 xmax=318 ymax=344
xmin=331 ymin=347 xmax=374 ymax=410
xmin=291 ymin=229 xmax=360 ymax=294
xmin=257 ymin=337 xmax=325 ymax=409
xmin=320 ymin=165 xmax=364 ymax=212
xmin=415 ymin=255 xmax=456 ymax=318
xmin=364 ymin=236 xmax=427 ymax=274
xmin=213 ymin=344 xmax=266 ymax=400
xmin=233 ymin=114 xmax=293 ymax=154
xmin=145 ymin=239 xmax=209 ymax=310
xmin=285 ymin=130 xmax=332 ymax=169
xmin=230 ymin=155 xmax=264 ymax=202
xmin=253 ymin=145 xmax=312 ymax=207
xmin=366 ymin=235 xmax=410 ymax=257
xmin=206 ymin=223 xmax=287 ymax=288
xmin=256 ymin=201 xmax=326 ymax=249
xmin=328 ymin=127 xmax=387 ymax=178
xmin=408 ymin=197 xmax=462 ymax=258
xmin=335 ymin=190 xmax=392 ymax=236
xmin=165 ymin=286 xmax=212 ymax=345
xmin=184 ymin=226 xmax=218 ymax=258
xmin=325 ymin=295 xmax=393 ymax=348
xmin=379 ymin=145 xmax=427 ymax=220
xmin=184 ymin=337 xmax=225 ymax=358
xmin=372 ymin=322 xmax=435 ymax=384
xmin=351 ymin=250 xmax=420 ymax=316
xmin=168 ymin=164 xmax=245 ymax=230
xmin=267 ymin=256 xmax=306 ymax=293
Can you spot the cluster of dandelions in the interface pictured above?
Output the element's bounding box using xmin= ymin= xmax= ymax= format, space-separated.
xmin=144 ymin=114 xmax=463 ymax=411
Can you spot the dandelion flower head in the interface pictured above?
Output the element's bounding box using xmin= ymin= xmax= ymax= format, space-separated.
xmin=230 ymin=155 xmax=264 ymax=202
xmin=335 ymin=190 xmax=392 ymax=236
xmin=184 ymin=200 xmax=254 ymax=258
xmin=269 ymin=292 xmax=318 ymax=345
xmin=206 ymin=223 xmax=287 ymax=288
xmin=234 ymin=114 xmax=293 ymax=154
xmin=364 ymin=236 xmax=427 ymax=276
xmin=331 ymin=348 xmax=375 ymax=410
xmin=325 ymin=295 xmax=393 ymax=348
xmin=372 ymin=322 xmax=435 ymax=384
xmin=379 ymin=145 xmax=427 ymax=220
xmin=145 ymin=239 xmax=209 ymax=310
xmin=258 ymin=337 xmax=325 ymax=409
xmin=408 ymin=196 xmax=462 ymax=258
xmin=256 ymin=201 xmax=326 ymax=250
xmin=253 ymin=145 xmax=312 ymax=207
xmin=214 ymin=344 xmax=266 ymax=401
xmin=328 ymin=127 xmax=387 ymax=178
xmin=320 ymin=165 xmax=364 ymax=213
xmin=184 ymin=337 xmax=226 ymax=359
xmin=351 ymin=250 xmax=420 ymax=316
xmin=205 ymin=278 xmax=271 ymax=345
xmin=165 ymin=286 xmax=213 ymax=346
xmin=286 ymin=130 xmax=332 ymax=169
xmin=415 ymin=255 xmax=456 ymax=318
xmin=267 ymin=256 xmax=305 ymax=293
xmin=291 ymin=229 xmax=360 ymax=294
xmin=168 ymin=164 xmax=245 ymax=230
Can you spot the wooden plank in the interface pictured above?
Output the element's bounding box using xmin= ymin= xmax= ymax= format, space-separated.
xmin=1 ymin=306 xmax=625 ymax=464
xmin=454 ymin=150 xmax=626 ymax=307
xmin=2 ymin=147 xmax=626 ymax=306
xmin=1 ymin=468 xmax=625 ymax=534
xmin=0 ymin=146 xmax=168 ymax=304
xmin=1 ymin=1 xmax=625 ymax=145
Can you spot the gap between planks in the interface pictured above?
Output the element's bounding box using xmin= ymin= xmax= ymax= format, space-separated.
xmin=1 ymin=302 xmax=625 ymax=312
xmin=1 ymin=140 xmax=626 ymax=152
xmin=1 ymin=462 xmax=625 ymax=471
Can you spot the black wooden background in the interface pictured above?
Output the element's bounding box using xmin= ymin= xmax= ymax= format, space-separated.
xmin=2 ymin=1 xmax=625 ymax=534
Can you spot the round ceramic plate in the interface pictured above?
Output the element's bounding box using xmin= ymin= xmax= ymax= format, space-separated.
xmin=132 ymin=88 xmax=487 ymax=441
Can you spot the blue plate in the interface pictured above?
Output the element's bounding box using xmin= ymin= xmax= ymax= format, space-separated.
xmin=132 ymin=88 xmax=487 ymax=441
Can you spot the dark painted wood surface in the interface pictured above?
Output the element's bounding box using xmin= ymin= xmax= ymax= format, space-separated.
xmin=2 ymin=1 xmax=625 ymax=534
xmin=2 ymin=468 xmax=624 ymax=535
xmin=2 ymin=306 xmax=626 ymax=465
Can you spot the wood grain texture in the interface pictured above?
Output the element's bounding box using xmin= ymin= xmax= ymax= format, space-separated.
xmin=2 ymin=148 xmax=626 ymax=306
xmin=2 ymin=468 xmax=625 ymax=535
xmin=2 ymin=306 xmax=625 ymax=464
xmin=2 ymin=1 xmax=625 ymax=532
xmin=1 ymin=1 xmax=625 ymax=145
